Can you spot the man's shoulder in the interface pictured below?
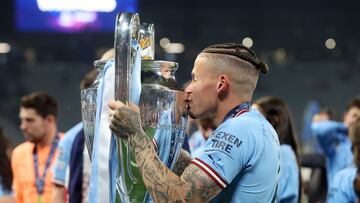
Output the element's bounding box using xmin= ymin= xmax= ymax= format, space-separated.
xmin=224 ymin=110 xmax=265 ymax=131
xmin=12 ymin=141 xmax=33 ymax=161
xmin=59 ymin=123 xmax=83 ymax=146
xmin=13 ymin=142 xmax=33 ymax=154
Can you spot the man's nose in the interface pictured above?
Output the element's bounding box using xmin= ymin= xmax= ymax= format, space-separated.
xmin=183 ymin=92 xmax=190 ymax=101
xmin=20 ymin=122 xmax=26 ymax=131
xmin=184 ymin=83 xmax=192 ymax=94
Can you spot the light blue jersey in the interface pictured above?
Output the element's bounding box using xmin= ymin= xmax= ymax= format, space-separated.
xmin=192 ymin=107 xmax=280 ymax=203
xmin=327 ymin=165 xmax=358 ymax=203
xmin=53 ymin=122 xmax=83 ymax=186
xmin=146 ymin=109 xmax=187 ymax=203
xmin=189 ymin=130 xmax=206 ymax=157
xmin=278 ymin=144 xmax=299 ymax=203
xmin=153 ymin=109 xmax=187 ymax=169
xmin=311 ymin=121 xmax=353 ymax=187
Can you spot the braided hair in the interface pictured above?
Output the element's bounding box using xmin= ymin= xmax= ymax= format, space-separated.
xmin=200 ymin=42 xmax=269 ymax=74
xmin=350 ymin=119 xmax=360 ymax=202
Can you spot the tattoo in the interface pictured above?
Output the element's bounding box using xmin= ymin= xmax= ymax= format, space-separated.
xmin=182 ymin=165 xmax=221 ymax=202
xmin=110 ymin=107 xmax=142 ymax=139
xmin=111 ymin=106 xmax=222 ymax=202
xmin=172 ymin=149 xmax=192 ymax=176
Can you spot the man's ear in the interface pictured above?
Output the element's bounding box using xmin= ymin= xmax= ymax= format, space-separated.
xmin=216 ymin=75 xmax=230 ymax=96
xmin=45 ymin=114 xmax=56 ymax=124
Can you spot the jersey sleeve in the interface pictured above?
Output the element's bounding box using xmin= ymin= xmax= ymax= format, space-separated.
xmin=52 ymin=123 xmax=82 ymax=186
xmin=52 ymin=138 xmax=69 ymax=186
xmin=191 ymin=119 xmax=256 ymax=189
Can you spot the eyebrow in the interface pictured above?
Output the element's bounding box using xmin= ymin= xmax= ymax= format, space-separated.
xmin=191 ymin=72 xmax=198 ymax=80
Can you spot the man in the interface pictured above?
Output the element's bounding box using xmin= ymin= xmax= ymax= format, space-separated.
xmin=11 ymin=92 xmax=62 ymax=203
xmin=52 ymin=69 xmax=98 ymax=203
xmin=109 ymin=43 xmax=281 ymax=202
xmin=312 ymin=96 xmax=360 ymax=189
xmin=52 ymin=49 xmax=114 ymax=203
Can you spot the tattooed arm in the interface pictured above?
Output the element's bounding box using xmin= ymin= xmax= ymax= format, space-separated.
xmin=109 ymin=101 xmax=222 ymax=202
xmin=172 ymin=149 xmax=192 ymax=176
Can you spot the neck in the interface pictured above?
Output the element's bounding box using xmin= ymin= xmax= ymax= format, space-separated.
xmin=38 ymin=125 xmax=57 ymax=147
xmin=213 ymin=97 xmax=249 ymax=127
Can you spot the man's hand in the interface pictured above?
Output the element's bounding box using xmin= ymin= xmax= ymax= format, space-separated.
xmin=108 ymin=100 xmax=142 ymax=139
xmin=312 ymin=112 xmax=330 ymax=123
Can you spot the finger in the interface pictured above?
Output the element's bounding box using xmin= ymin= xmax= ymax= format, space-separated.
xmin=113 ymin=108 xmax=126 ymax=121
xmin=110 ymin=119 xmax=127 ymax=138
xmin=109 ymin=121 xmax=120 ymax=134
xmin=109 ymin=109 xmax=116 ymax=120
xmin=110 ymin=115 xmax=122 ymax=132
xmin=128 ymin=102 xmax=140 ymax=113
xmin=108 ymin=100 xmax=125 ymax=110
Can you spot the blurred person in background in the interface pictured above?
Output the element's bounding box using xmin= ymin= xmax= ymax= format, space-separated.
xmin=300 ymin=106 xmax=339 ymax=202
xmin=253 ymin=96 xmax=302 ymax=203
xmin=0 ymin=126 xmax=15 ymax=203
xmin=11 ymin=92 xmax=63 ymax=203
xmin=311 ymin=96 xmax=360 ymax=190
xmin=52 ymin=49 xmax=114 ymax=203
xmin=312 ymin=107 xmax=339 ymax=123
xmin=52 ymin=69 xmax=98 ymax=203
xmin=327 ymin=118 xmax=360 ymax=202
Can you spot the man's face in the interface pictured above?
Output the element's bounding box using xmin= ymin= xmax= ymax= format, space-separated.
xmin=344 ymin=107 xmax=360 ymax=127
xmin=184 ymin=56 xmax=218 ymax=119
xmin=19 ymin=107 xmax=48 ymax=143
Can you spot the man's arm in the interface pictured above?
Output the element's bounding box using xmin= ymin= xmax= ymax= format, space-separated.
xmin=172 ymin=149 xmax=192 ymax=176
xmin=110 ymin=102 xmax=222 ymax=202
xmin=311 ymin=121 xmax=347 ymax=155
xmin=130 ymin=127 xmax=220 ymax=202
xmin=51 ymin=139 xmax=68 ymax=203
xmin=0 ymin=196 xmax=16 ymax=203
xmin=52 ymin=184 xmax=65 ymax=203
xmin=11 ymin=149 xmax=23 ymax=203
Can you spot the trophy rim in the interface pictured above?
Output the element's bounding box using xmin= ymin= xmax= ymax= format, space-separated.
xmin=141 ymin=60 xmax=178 ymax=71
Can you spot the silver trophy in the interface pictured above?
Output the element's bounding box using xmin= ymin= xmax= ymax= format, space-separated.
xmin=81 ymin=59 xmax=109 ymax=160
xmin=114 ymin=12 xmax=187 ymax=202
xmin=80 ymin=87 xmax=97 ymax=160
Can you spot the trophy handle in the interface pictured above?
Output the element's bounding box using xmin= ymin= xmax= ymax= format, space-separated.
xmin=114 ymin=12 xmax=140 ymax=102
xmin=114 ymin=12 xmax=141 ymax=202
